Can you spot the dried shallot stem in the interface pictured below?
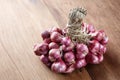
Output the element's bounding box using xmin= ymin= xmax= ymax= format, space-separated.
xmin=66 ymin=7 xmax=91 ymax=44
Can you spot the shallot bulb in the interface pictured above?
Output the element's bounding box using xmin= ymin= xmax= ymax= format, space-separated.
xmin=75 ymin=59 xmax=87 ymax=69
xmin=51 ymin=59 xmax=66 ymax=73
xmin=44 ymin=38 xmax=51 ymax=44
xmin=40 ymin=55 xmax=52 ymax=67
xmin=64 ymin=51 xmax=75 ymax=65
xmin=34 ymin=43 xmax=49 ymax=56
xmin=101 ymin=36 xmax=108 ymax=45
xmin=41 ymin=30 xmax=50 ymax=40
xmin=98 ymin=54 xmax=104 ymax=62
xmin=89 ymin=40 xmax=100 ymax=54
xmin=49 ymin=42 xmax=59 ymax=49
xmin=62 ymin=43 xmax=74 ymax=52
xmin=50 ymin=32 xmax=62 ymax=43
xmin=82 ymin=23 xmax=95 ymax=33
xmin=61 ymin=37 xmax=71 ymax=46
xmin=76 ymin=53 xmax=87 ymax=59
xmin=76 ymin=43 xmax=88 ymax=59
xmin=95 ymin=30 xmax=105 ymax=41
xmin=51 ymin=27 xmax=63 ymax=34
xmin=86 ymin=53 xmax=100 ymax=64
xmin=87 ymin=24 xmax=95 ymax=33
xmin=65 ymin=64 xmax=75 ymax=73
xmin=89 ymin=40 xmax=107 ymax=54
xmin=49 ymin=49 xmax=61 ymax=62
xmin=99 ymin=44 xmax=106 ymax=54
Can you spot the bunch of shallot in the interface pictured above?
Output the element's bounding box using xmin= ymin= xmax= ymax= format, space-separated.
xmin=33 ymin=7 xmax=108 ymax=73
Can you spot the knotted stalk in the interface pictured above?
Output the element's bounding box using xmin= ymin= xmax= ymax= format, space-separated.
xmin=66 ymin=7 xmax=91 ymax=44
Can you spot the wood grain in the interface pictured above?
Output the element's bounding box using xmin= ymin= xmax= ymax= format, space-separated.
xmin=0 ymin=0 xmax=120 ymax=80
xmin=0 ymin=0 xmax=91 ymax=80
xmin=43 ymin=0 xmax=120 ymax=80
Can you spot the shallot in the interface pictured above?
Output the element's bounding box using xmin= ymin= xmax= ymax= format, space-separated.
xmin=64 ymin=51 xmax=75 ymax=64
xmin=44 ymin=38 xmax=51 ymax=44
xmin=65 ymin=64 xmax=75 ymax=73
xmin=95 ymin=30 xmax=105 ymax=41
xmin=41 ymin=30 xmax=50 ymax=40
xmin=101 ymin=36 xmax=108 ymax=45
xmin=49 ymin=49 xmax=61 ymax=62
xmin=40 ymin=55 xmax=52 ymax=67
xmin=49 ymin=42 xmax=59 ymax=49
xmin=76 ymin=43 xmax=88 ymax=59
xmin=50 ymin=32 xmax=62 ymax=43
xmin=89 ymin=40 xmax=100 ymax=54
xmin=75 ymin=59 xmax=87 ymax=69
xmin=61 ymin=37 xmax=71 ymax=46
xmin=86 ymin=53 xmax=99 ymax=64
xmin=62 ymin=43 xmax=74 ymax=52
xmin=33 ymin=7 xmax=108 ymax=74
xmin=51 ymin=59 xmax=66 ymax=73
xmin=34 ymin=43 xmax=49 ymax=56
xmin=51 ymin=27 xmax=63 ymax=34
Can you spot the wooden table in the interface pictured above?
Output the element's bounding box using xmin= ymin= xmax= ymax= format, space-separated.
xmin=0 ymin=0 xmax=120 ymax=80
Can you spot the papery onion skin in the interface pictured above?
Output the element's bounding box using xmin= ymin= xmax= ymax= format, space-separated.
xmin=101 ymin=36 xmax=108 ymax=45
xmin=49 ymin=42 xmax=59 ymax=49
xmin=51 ymin=27 xmax=63 ymax=34
xmin=95 ymin=30 xmax=104 ymax=41
xmin=86 ymin=53 xmax=100 ymax=64
xmin=75 ymin=59 xmax=87 ymax=69
xmin=61 ymin=37 xmax=71 ymax=46
xmin=64 ymin=51 xmax=75 ymax=64
xmin=40 ymin=55 xmax=52 ymax=67
xmin=50 ymin=32 xmax=62 ymax=43
xmin=76 ymin=43 xmax=89 ymax=59
xmin=62 ymin=43 xmax=74 ymax=52
xmin=34 ymin=43 xmax=49 ymax=56
xmin=99 ymin=44 xmax=106 ymax=54
xmin=87 ymin=24 xmax=95 ymax=33
xmin=51 ymin=59 xmax=66 ymax=73
xmin=49 ymin=49 xmax=61 ymax=62
xmin=41 ymin=30 xmax=50 ymax=40
xmin=64 ymin=64 xmax=75 ymax=73
xmin=97 ymin=54 xmax=104 ymax=63
xmin=89 ymin=40 xmax=100 ymax=54
xmin=44 ymin=38 xmax=51 ymax=44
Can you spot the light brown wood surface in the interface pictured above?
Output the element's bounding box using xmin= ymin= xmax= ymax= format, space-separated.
xmin=0 ymin=0 xmax=120 ymax=80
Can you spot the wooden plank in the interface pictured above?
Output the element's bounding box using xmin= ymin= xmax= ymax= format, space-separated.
xmin=0 ymin=43 xmax=23 ymax=80
xmin=0 ymin=0 xmax=91 ymax=80
xmin=43 ymin=0 xmax=120 ymax=80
